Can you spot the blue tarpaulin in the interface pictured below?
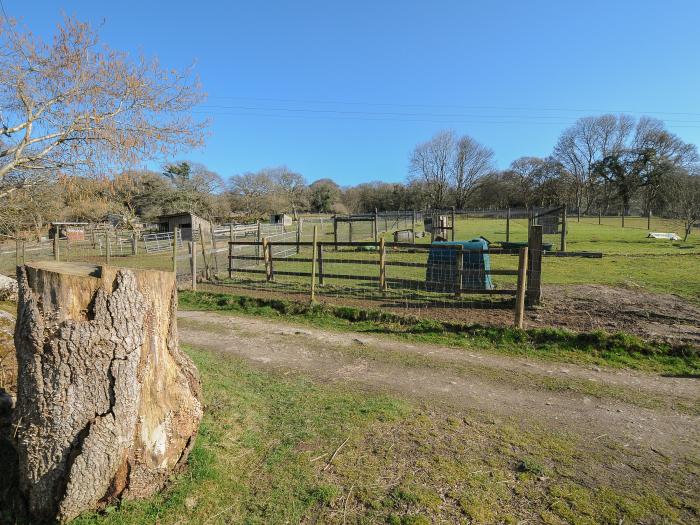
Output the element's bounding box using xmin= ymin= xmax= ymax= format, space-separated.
xmin=425 ymin=238 xmax=494 ymax=292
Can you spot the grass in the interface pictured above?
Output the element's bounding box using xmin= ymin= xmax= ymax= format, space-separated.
xmin=178 ymin=290 xmax=700 ymax=376
xmin=65 ymin=345 xmax=698 ymax=524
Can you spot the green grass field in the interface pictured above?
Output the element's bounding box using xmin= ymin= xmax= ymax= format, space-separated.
xmin=65 ymin=345 xmax=697 ymax=525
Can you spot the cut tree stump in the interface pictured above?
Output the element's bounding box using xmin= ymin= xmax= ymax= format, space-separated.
xmin=13 ymin=262 xmax=203 ymax=523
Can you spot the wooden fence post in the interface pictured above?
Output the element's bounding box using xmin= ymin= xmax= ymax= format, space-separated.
xmin=451 ymin=206 xmax=456 ymax=241
xmin=454 ymin=245 xmax=463 ymax=297
xmin=53 ymin=233 xmax=60 ymax=262
xmin=296 ymin=219 xmax=302 ymax=254
xmin=268 ymin=240 xmax=275 ymax=282
xmin=560 ymin=207 xmax=567 ymax=252
xmin=172 ymin=227 xmax=178 ymax=274
xmin=199 ymin=225 xmax=210 ymax=280
xmin=621 ymin=208 xmax=625 ymax=228
xmin=131 ymin=233 xmax=138 ymax=255
xmin=348 ymin=221 xmax=353 ymax=243
xmin=647 ymin=209 xmax=651 ymax=230
xmin=229 ymin=224 xmax=234 ymax=243
xmin=21 ymin=239 xmax=25 ymax=264
xmin=333 ymin=216 xmax=338 ymax=251
xmin=263 ymin=237 xmax=272 ymax=282
xmin=105 ymin=233 xmax=111 ymax=265
xmin=526 ymin=225 xmax=542 ymax=306
xmin=598 ymin=210 xmax=602 ymax=225
xmin=318 ymin=243 xmax=324 ymax=286
xmin=506 ymin=208 xmax=511 ymax=242
xmin=256 ymin=221 xmax=261 ymax=258
xmin=379 ymin=237 xmax=386 ymax=291
xmin=227 ymin=239 xmax=233 ymax=280
xmin=190 ymin=241 xmax=198 ymax=290
xmin=374 ymin=208 xmax=379 ymax=241
xmin=514 ymin=247 xmax=529 ymax=328
xmin=310 ymin=226 xmax=318 ymax=302
xmin=15 ymin=235 xmax=20 ymax=267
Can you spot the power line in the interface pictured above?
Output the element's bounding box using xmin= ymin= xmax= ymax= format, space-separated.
xmin=204 ymin=95 xmax=700 ymax=118
xmin=196 ymin=103 xmax=700 ymax=125
xmin=189 ymin=110 xmax=700 ymax=129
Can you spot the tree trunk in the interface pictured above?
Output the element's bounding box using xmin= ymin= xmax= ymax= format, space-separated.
xmin=13 ymin=262 xmax=202 ymax=524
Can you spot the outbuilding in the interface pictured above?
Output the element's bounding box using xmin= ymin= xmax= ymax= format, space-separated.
xmin=156 ymin=212 xmax=212 ymax=241
xmin=270 ymin=213 xmax=293 ymax=226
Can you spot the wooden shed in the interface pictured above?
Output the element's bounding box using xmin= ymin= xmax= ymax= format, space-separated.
xmin=270 ymin=213 xmax=293 ymax=226
xmin=157 ymin=212 xmax=212 ymax=241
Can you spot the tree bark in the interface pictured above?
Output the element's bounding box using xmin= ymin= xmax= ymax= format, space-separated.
xmin=13 ymin=262 xmax=202 ymax=523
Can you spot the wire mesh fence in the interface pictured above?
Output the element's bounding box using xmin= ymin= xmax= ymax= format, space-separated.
xmin=1 ymin=210 xmax=697 ymax=334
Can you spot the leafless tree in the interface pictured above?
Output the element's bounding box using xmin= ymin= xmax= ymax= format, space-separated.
xmin=409 ymin=130 xmax=455 ymax=208
xmin=664 ymin=171 xmax=700 ymax=241
xmin=452 ymin=135 xmax=494 ymax=208
xmin=553 ymin=114 xmax=634 ymax=214
xmin=0 ymin=16 xmax=206 ymax=196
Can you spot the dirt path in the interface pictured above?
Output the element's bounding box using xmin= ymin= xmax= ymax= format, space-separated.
xmin=178 ymin=310 xmax=699 ymax=459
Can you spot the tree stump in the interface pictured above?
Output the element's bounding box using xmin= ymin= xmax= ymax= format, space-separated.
xmin=13 ymin=262 xmax=202 ymax=523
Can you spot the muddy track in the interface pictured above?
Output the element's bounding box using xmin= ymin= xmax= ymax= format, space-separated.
xmin=178 ymin=310 xmax=700 ymax=459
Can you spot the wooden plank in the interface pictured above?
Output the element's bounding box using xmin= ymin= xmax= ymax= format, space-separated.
xmin=514 ymin=247 xmax=528 ymax=328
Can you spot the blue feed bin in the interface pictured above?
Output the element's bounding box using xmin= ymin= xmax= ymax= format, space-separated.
xmin=425 ymin=238 xmax=494 ymax=292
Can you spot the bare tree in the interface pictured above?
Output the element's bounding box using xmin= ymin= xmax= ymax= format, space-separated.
xmin=553 ymin=114 xmax=634 ymax=215
xmin=0 ymin=16 xmax=206 ymax=194
xmin=270 ymin=166 xmax=307 ymax=219
xmin=229 ymin=171 xmax=277 ymax=217
xmin=593 ymin=118 xmax=698 ymax=215
xmin=409 ymin=130 xmax=455 ymax=208
xmin=452 ymin=136 xmax=494 ymax=208
xmin=664 ymin=171 xmax=700 ymax=241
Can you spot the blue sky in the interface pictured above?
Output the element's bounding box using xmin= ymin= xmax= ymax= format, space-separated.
xmin=15 ymin=0 xmax=700 ymax=185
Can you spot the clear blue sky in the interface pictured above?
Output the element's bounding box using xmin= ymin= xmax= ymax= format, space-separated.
xmin=14 ymin=0 xmax=700 ymax=185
